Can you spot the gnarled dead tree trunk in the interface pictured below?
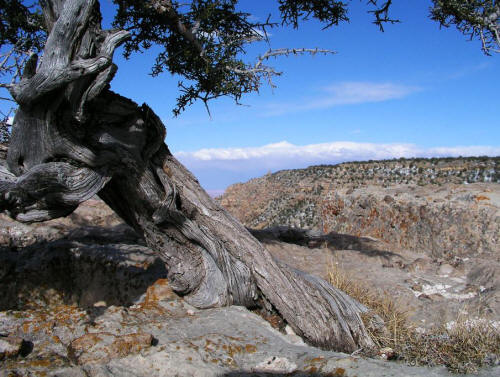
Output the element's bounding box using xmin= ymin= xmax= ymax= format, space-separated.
xmin=0 ymin=0 xmax=383 ymax=352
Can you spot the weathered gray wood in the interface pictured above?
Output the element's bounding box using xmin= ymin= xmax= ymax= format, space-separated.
xmin=0 ymin=161 xmax=109 ymax=222
xmin=10 ymin=0 xmax=128 ymax=106
xmin=0 ymin=0 xmax=384 ymax=352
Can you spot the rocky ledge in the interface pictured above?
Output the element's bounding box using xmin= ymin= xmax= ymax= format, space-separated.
xmin=1 ymin=201 xmax=498 ymax=376
xmin=219 ymin=179 xmax=499 ymax=258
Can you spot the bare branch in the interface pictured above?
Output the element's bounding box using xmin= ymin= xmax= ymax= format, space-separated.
xmin=0 ymin=50 xmax=14 ymax=71
xmin=228 ymin=47 xmax=336 ymax=87
xmin=149 ymin=0 xmax=205 ymax=55
xmin=256 ymin=47 xmax=335 ymax=67
xmin=8 ymin=2 xmax=130 ymax=105
xmin=367 ymin=0 xmax=400 ymax=32
xmin=0 ymin=162 xmax=110 ymax=222
xmin=0 ymin=48 xmax=35 ymax=88
xmin=430 ymin=1 xmax=500 ymax=55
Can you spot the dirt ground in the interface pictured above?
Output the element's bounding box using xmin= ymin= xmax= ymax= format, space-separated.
xmin=258 ymin=231 xmax=499 ymax=330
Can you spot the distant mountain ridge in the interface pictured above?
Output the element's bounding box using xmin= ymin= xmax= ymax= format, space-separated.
xmin=247 ymin=156 xmax=500 ymax=190
xmin=218 ymin=156 xmax=499 ymax=257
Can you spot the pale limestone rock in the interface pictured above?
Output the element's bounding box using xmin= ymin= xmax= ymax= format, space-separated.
xmin=253 ymin=356 xmax=298 ymax=373
xmin=438 ymin=264 xmax=455 ymax=276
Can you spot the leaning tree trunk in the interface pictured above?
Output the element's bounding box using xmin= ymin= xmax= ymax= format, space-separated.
xmin=0 ymin=0 xmax=383 ymax=352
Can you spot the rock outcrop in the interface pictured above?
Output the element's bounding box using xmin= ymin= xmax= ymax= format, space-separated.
xmin=218 ymin=157 xmax=499 ymax=258
xmin=1 ymin=201 xmax=498 ymax=376
xmin=251 ymin=226 xmax=500 ymax=330
xmin=1 ymin=151 xmax=499 ymax=375
xmin=312 ymin=184 xmax=499 ymax=257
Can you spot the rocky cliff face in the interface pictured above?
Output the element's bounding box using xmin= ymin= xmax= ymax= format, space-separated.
xmin=218 ymin=157 xmax=500 ymax=258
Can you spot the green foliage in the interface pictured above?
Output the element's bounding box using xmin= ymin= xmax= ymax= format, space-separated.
xmin=111 ymin=0 xmax=353 ymax=115
xmin=278 ymin=0 xmax=348 ymax=28
xmin=0 ymin=0 xmax=498 ymax=113
xmin=430 ymin=0 xmax=500 ymax=54
xmin=0 ymin=0 xmax=45 ymax=89
xmin=0 ymin=0 xmax=45 ymax=53
xmin=113 ymin=0 xmax=268 ymax=115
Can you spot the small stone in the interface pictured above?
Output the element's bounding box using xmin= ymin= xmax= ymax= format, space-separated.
xmin=484 ymin=353 xmax=500 ymax=366
xmin=286 ymin=334 xmax=305 ymax=345
xmin=406 ymin=257 xmax=431 ymax=272
xmin=438 ymin=263 xmax=454 ymax=276
xmin=378 ymin=347 xmax=395 ymax=360
xmin=253 ymin=356 xmax=298 ymax=373
xmin=428 ymin=293 xmax=444 ymax=301
xmin=307 ymin=240 xmax=322 ymax=248
xmin=383 ymin=195 xmax=394 ymax=204
xmin=284 ymin=325 xmax=305 ymax=344
xmin=69 ymin=332 xmax=153 ymax=365
xmin=284 ymin=325 xmax=295 ymax=336
xmin=142 ymin=279 xmax=177 ymax=304
xmin=418 ymin=293 xmax=431 ymax=301
xmin=415 ymin=327 xmax=426 ymax=334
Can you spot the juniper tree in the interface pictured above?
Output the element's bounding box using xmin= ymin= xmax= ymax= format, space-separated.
xmin=0 ymin=0 xmax=498 ymax=352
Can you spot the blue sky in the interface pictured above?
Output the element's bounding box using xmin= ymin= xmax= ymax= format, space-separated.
xmin=2 ymin=1 xmax=499 ymax=195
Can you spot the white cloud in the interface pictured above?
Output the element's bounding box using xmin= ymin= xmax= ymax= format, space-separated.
xmin=447 ymin=62 xmax=491 ymax=80
xmin=175 ymin=141 xmax=500 ymax=190
xmin=426 ymin=145 xmax=500 ymax=156
xmin=177 ymin=140 xmax=500 ymax=165
xmin=265 ymin=81 xmax=419 ymax=116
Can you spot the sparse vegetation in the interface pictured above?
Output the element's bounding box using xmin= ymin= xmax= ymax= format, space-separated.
xmin=278 ymin=156 xmax=500 ymax=188
xmin=0 ymin=120 xmax=10 ymax=144
xmin=219 ymin=156 xmax=500 ymax=242
xmin=327 ymin=261 xmax=500 ymax=373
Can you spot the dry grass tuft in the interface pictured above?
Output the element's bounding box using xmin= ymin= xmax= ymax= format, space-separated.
xmin=327 ymin=259 xmax=500 ymax=373
xmin=401 ymin=316 xmax=500 ymax=373
xmin=327 ymin=259 xmax=412 ymax=350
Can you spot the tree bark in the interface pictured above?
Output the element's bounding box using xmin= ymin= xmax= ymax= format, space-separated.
xmin=0 ymin=0 xmax=383 ymax=352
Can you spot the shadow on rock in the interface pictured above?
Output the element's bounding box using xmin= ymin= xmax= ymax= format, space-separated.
xmin=249 ymin=226 xmax=401 ymax=260
xmin=0 ymin=224 xmax=167 ymax=311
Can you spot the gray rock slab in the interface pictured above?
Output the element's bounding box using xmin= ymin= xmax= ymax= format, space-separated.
xmin=2 ymin=302 xmax=498 ymax=377
xmin=0 ymin=215 xmax=498 ymax=377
